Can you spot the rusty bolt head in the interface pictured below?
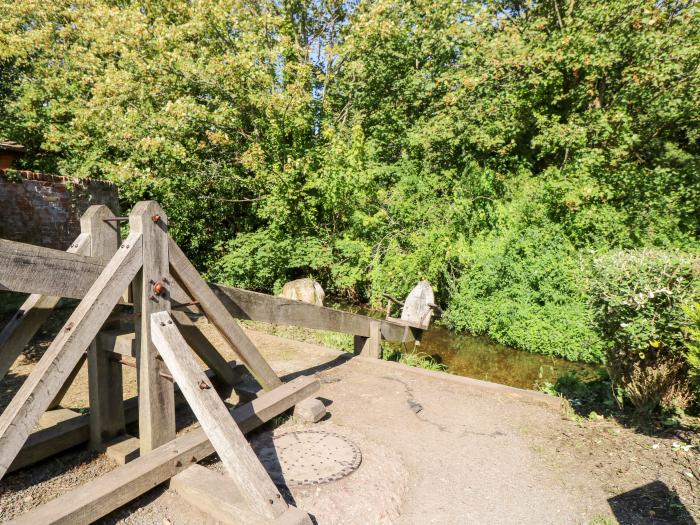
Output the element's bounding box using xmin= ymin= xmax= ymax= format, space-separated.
xmin=151 ymin=214 xmax=161 ymax=223
xmin=198 ymin=380 xmax=211 ymax=390
xmin=152 ymin=281 xmax=165 ymax=296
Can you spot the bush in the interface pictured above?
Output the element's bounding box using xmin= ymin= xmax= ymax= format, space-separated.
xmin=447 ymin=223 xmax=603 ymax=362
xmin=685 ymin=303 xmax=700 ymax=398
xmin=589 ymin=250 xmax=700 ymax=413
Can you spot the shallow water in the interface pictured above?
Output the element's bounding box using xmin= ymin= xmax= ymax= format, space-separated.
xmin=411 ymin=325 xmax=599 ymax=390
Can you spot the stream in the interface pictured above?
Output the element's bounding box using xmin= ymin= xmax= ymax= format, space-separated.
xmin=408 ymin=325 xmax=600 ymax=390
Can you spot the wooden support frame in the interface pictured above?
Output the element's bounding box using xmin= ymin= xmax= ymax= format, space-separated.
xmin=0 ymin=232 xmax=143 ymax=478
xmin=0 ymin=198 xmax=348 ymax=522
xmin=151 ymin=311 xmax=287 ymax=519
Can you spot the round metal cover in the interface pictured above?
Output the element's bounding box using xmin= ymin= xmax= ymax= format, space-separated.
xmin=253 ymin=430 xmax=362 ymax=487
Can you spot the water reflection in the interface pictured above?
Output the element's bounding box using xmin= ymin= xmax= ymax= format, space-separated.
xmin=412 ymin=326 xmax=600 ymax=390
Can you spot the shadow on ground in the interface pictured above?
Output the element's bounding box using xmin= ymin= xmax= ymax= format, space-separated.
xmin=609 ymin=480 xmax=696 ymax=525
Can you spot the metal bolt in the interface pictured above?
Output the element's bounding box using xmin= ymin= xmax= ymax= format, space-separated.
xmin=152 ymin=281 xmax=165 ymax=296
xmin=198 ymin=380 xmax=211 ymax=390
xmin=190 ymin=456 xmax=197 ymax=463
xmin=151 ymin=214 xmax=161 ymax=223
xmin=64 ymin=322 xmax=74 ymax=331
xmin=269 ymin=499 xmax=274 ymax=505
xmin=160 ymin=322 xmax=166 ymax=326
xmin=167 ymin=320 xmax=173 ymax=325
xmin=175 ymin=460 xmax=182 ymax=467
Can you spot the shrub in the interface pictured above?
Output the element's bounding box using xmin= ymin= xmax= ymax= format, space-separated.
xmin=589 ymin=250 xmax=700 ymax=413
xmin=446 ymin=223 xmax=603 ymax=362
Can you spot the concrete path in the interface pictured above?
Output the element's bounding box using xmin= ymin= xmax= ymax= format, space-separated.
xmin=192 ymin=328 xmax=611 ymax=525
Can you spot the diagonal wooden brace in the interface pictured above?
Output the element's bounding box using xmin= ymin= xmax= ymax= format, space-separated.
xmin=0 ymin=232 xmax=143 ymax=479
xmin=151 ymin=310 xmax=287 ymax=519
xmin=168 ymin=237 xmax=281 ymax=391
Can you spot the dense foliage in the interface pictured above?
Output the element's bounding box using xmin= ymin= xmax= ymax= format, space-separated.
xmin=1 ymin=0 xmax=698 ymax=365
xmin=589 ymin=250 xmax=699 ymax=412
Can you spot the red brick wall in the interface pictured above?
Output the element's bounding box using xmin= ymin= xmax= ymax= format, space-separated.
xmin=0 ymin=170 xmax=120 ymax=250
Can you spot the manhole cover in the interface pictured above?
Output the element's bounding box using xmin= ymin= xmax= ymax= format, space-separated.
xmin=253 ymin=430 xmax=362 ymax=487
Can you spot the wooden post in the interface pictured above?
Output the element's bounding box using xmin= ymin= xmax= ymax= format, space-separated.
xmin=0 ymin=233 xmax=143 ymax=479
xmin=83 ymin=206 xmax=124 ymax=447
xmin=130 ymin=201 xmax=175 ymax=453
xmin=151 ymin=311 xmax=287 ymax=519
xmin=354 ymin=319 xmax=381 ymax=358
xmin=49 ymin=206 xmax=121 ymax=412
xmin=0 ymin=233 xmax=91 ymax=380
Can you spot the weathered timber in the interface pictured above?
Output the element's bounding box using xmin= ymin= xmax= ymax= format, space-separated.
xmin=0 ymin=233 xmax=91 ymax=380
xmin=354 ymin=319 xmax=382 ymax=358
xmin=131 ymin=202 xmax=175 ymax=453
xmin=9 ymin=362 xmax=241 ymax=472
xmin=151 ymin=311 xmax=286 ymax=519
xmin=169 ymin=237 xmax=282 ymax=391
xmin=0 ymin=238 xmax=104 ymax=298
xmin=171 ymin=465 xmax=313 ymax=525
xmin=7 ymin=375 xmax=320 ymax=525
xmin=0 ymin=232 xmax=143 ymax=479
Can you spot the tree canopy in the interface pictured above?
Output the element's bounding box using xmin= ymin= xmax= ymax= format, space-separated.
xmin=1 ymin=0 xmax=698 ymax=362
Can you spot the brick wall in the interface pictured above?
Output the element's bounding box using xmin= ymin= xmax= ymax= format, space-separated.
xmin=0 ymin=170 xmax=120 ymax=250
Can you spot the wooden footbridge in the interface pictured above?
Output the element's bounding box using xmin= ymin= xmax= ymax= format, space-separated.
xmin=0 ymin=202 xmax=432 ymax=524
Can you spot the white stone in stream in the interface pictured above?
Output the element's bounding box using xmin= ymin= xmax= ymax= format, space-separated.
xmin=294 ymin=398 xmax=326 ymax=423
xmin=279 ymin=278 xmax=325 ymax=306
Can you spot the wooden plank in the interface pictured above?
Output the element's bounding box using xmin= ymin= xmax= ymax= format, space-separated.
xmin=8 ymin=374 xmax=319 ymax=525
xmin=171 ymin=465 xmax=312 ymax=525
xmin=130 ymin=201 xmax=175 ymax=453
xmin=210 ymin=284 xmax=371 ymax=336
xmin=9 ymin=362 xmax=241 ymax=473
xmin=169 ymin=238 xmax=282 ymax=391
xmin=151 ymin=311 xmax=286 ymax=519
xmin=0 ymin=238 xmax=103 ymax=298
xmin=171 ymin=310 xmax=240 ymax=387
xmin=0 ymin=232 xmax=143 ymax=479
xmin=354 ymin=319 xmax=382 ymax=358
xmin=0 ymin=233 xmax=92 ymax=380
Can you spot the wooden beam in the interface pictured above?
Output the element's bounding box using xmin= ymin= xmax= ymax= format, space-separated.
xmin=151 ymin=311 xmax=286 ymax=519
xmin=131 ymin=201 xmax=175 ymax=453
xmin=210 ymin=284 xmax=371 ymax=336
xmin=0 ymin=233 xmax=92 ymax=380
xmin=0 ymin=232 xmax=143 ymax=479
xmin=0 ymin=239 xmax=103 ymax=298
xmin=169 ymin=238 xmax=282 ymax=391
xmin=0 ymin=236 xmax=422 ymax=343
xmin=8 ymin=374 xmax=320 ymax=525
xmin=171 ymin=310 xmax=240 ymax=387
